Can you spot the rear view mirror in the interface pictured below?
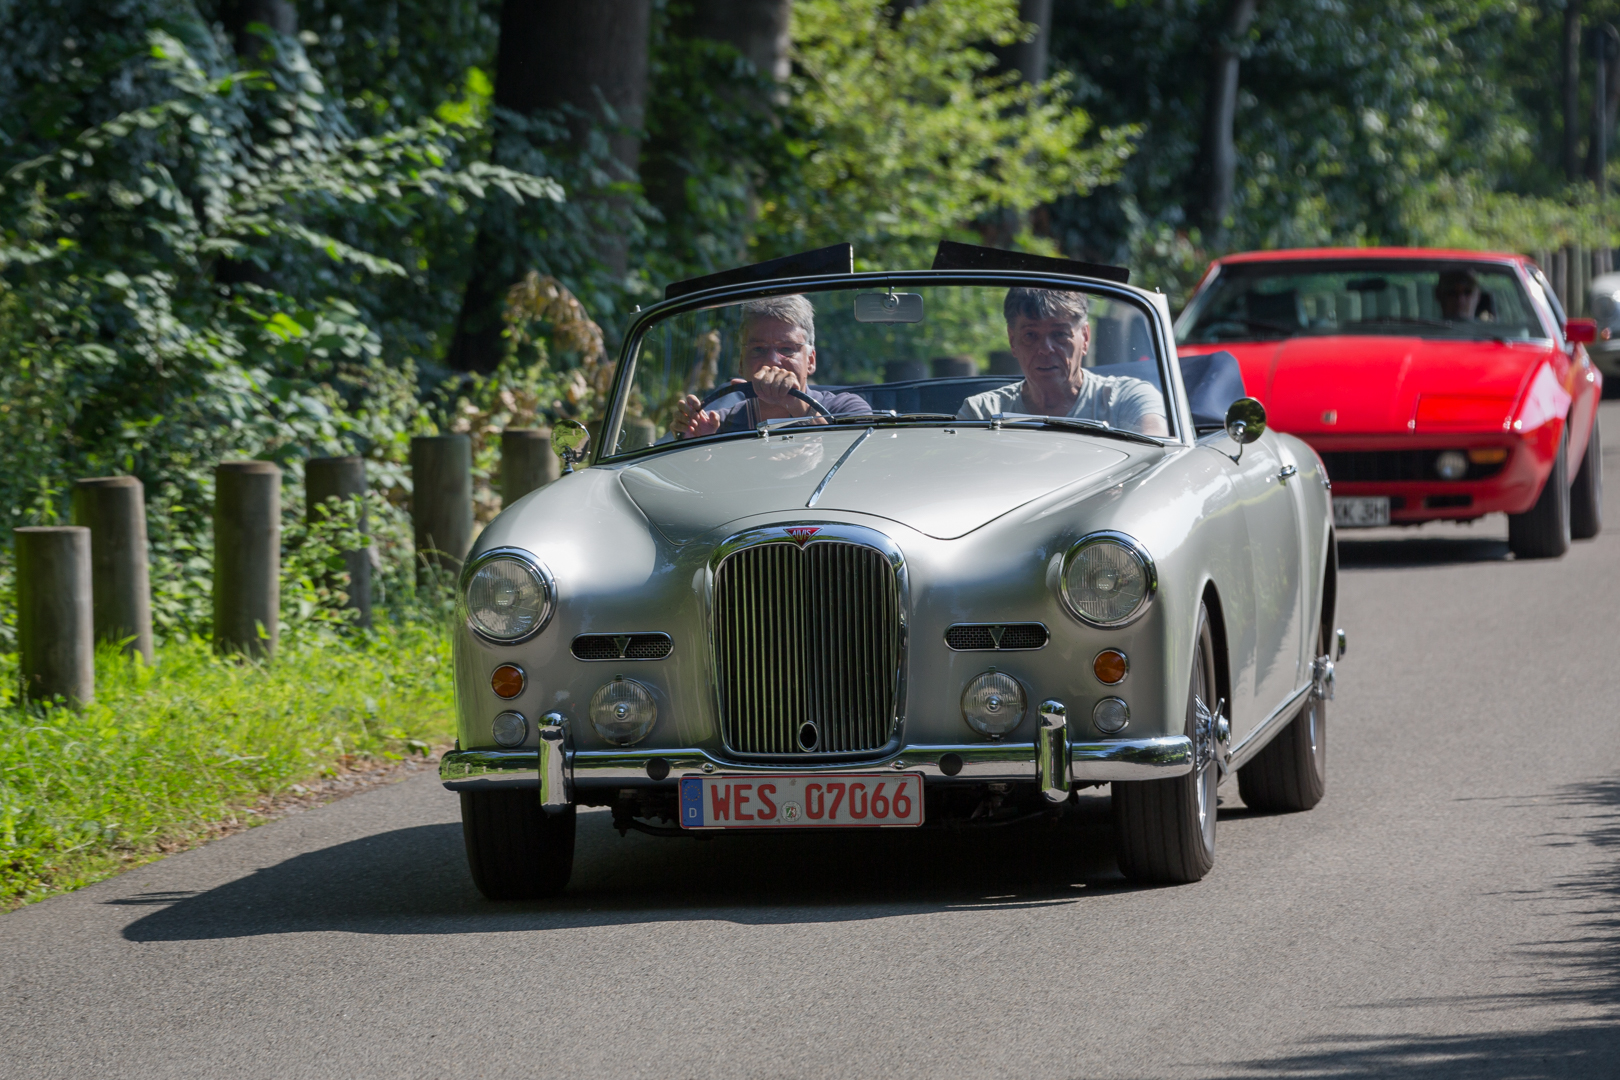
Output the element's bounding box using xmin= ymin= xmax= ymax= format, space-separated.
xmin=1223 ymin=397 xmax=1267 ymax=462
xmin=551 ymin=420 xmax=590 ymax=474
xmin=1565 ymin=317 xmax=1598 ymax=344
xmin=854 ymin=292 xmax=924 ymax=323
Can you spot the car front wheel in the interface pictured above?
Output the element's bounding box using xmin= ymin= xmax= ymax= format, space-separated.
xmin=1112 ymin=604 xmax=1218 ymax=885
xmin=1238 ymin=629 xmax=1328 ymax=812
xmin=460 ymin=790 xmax=576 ymax=901
xmin=1508 ymin=434 xmax=1570 ymax=559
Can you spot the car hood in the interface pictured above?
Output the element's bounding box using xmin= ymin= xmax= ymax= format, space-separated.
xmin=1184 ymin=337 xmax=1549 ymax=435
xmin=616 ymin=427 xmax=1134 ymax=542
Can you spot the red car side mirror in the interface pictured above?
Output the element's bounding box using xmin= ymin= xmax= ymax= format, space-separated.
xmin=1565 ymin=318 xmax=1598 ymax=344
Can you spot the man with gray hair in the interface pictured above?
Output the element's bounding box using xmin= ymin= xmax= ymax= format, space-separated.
xmin=957 ymin=288 xmax=1169 ymax=436
xmin=673 ymin=294 xmax=869 ymax=438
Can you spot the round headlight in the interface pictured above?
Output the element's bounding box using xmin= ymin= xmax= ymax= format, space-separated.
xmin=1435 ymin=450 xmax=1468 ymax=480
xmin=466 ymin=555 xmax=551 ymax=641
xmin=590 ymin=677 xmax=657 ymax=745
xmin=1093 ymin=697 xmax=1130 ymax=734
xmin=961 ymin=670 xmax=1026 ymax=737
xmin=1060 ymin=534 xmax=1154 ymax=627
xmin=491 ymin=710 xmax=529 ymax=748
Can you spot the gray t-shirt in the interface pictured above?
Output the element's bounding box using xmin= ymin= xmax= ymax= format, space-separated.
xmin=957 ymin=372 xmax=1166 ymax=432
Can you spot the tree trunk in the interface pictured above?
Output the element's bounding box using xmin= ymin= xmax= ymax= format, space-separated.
xmin=218 ymin=0 xmax=297 ymax=58
xmin=1566 ymin=1 xmax=1585 ymax=183
xmin=448 ymin=1 xmax=652 ymax=375
xmin=681 ymin=0 xmax=793 ymax=83
xmin=1195 ymin=0 xmax=1259 ymax=236
xmin=992 ymin=0 xmax=1053 ymax=85
xmin=1586 ymin=24 xmax=1620 ymax=185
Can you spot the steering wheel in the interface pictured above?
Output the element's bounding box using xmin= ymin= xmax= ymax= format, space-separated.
xmin=697 ymin=379 xmax=834 ymax=420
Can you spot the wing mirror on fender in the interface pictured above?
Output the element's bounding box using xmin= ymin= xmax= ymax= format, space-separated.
xmin=1564 ymin=318 xmax=1598 ymax=344
xmin=551 ymin=419 xmax=591 ymax=474
xmin=1224 ymin=397 xmax=1267 ymax=463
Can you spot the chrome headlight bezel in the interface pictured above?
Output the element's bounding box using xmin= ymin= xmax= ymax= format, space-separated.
xmin=1058 ymin=531 xmax=1157 ymax=628
xmin=463 ymin=547 xmax=555 ymax=644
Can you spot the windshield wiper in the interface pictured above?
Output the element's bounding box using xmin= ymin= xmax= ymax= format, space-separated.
xmin=1001 ymin=416 xmax=1166 ymax=445
xmin=759 ymin=411 xmax=956 ymax=433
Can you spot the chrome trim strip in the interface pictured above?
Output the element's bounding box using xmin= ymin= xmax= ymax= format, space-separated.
xmin=538 ymin=713 xmax=571 ymax=811
xmin=439 ymin=749 xmax=539 ymax=790
xmin=459 ymin=546 xmax=557 ymax=644
xmin=805 ymin=426 xmax=874 ymax=508
xmin=1057 ymin=530 xmax=1158 ymax=629
xmin=1226 ymin=684 xmax=1312 ymax=771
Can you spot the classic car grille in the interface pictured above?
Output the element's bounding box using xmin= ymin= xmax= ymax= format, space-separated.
xmin=571 ymin=633 xmax=673 ymax=661
xmin=944 ymin=623 xmax=1049 ymax=651
xmin=713 ymin=540 xmax=900 ymax=756
xmin=1319 ymin=450 xmax=1505 ymax=483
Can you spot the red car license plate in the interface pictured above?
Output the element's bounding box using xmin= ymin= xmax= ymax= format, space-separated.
xmin=679 ymin=773 xmax=924 ymax=830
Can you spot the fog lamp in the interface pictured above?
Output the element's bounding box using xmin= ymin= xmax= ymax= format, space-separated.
xmin=1093 ymin=697 xmax=1130 ymax=734
xmin=961 ymin=670 xmax=1026 ymax=737
xmin=1468 ymin=447 xmax=1508 ymax=465
xmin=491 ymin=710 xmax=529 ymax=748
xmin=589 ymin=676 xmax=657 ymax=745
xmin=1093 ymin=649 xmax=1129 ymax=685
xmin=1435 ymin=451 xmax=1468 ymax=480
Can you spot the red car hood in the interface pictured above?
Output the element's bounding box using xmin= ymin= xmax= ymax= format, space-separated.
xmin=1187 ymin=337 xmax=1551 ymax=435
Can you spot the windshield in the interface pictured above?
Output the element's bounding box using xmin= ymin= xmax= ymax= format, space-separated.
xmin=604 ymin=282 xmax=1172 ymax=457
xmin=1176 ymin=259 xmax=1549 ymax=345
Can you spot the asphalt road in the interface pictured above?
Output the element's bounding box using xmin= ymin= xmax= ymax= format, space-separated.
xmin=7 ymin=405 xmax=1620 ymax=1080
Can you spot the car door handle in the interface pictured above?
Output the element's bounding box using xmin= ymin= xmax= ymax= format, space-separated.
xmin=1278 ymin=464 xmax=1298 ymax=482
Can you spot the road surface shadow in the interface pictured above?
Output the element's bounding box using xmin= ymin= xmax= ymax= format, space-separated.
xmin=1338 ymin=535 xmax=1512 ymax=568
xmin=121 ymin=792 xmax=1159 ymax=941
xmin=1224 ymin=777 xmax=1620 ymax=1079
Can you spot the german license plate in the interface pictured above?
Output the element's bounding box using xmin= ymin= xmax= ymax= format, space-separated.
xmin=1333 ymin=496 xmax=1390 ymax=528
xmin=679 ymin=773 xmax=924 ymax=830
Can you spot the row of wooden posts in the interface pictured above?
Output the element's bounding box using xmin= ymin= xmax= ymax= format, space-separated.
xmin=13 ymin=429 xmax=563 ymax=709
xmin=1534 ymin=245 xmax=1617 ymax=319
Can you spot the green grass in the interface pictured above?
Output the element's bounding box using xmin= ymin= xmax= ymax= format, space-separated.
xmin=0 ymin=623 xmax=454 ymax=908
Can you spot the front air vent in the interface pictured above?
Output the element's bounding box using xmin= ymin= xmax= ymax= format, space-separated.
xmin=571 ymin=633 xmax=673 ymax=661
xmin=944 ymin=623 xmax=1049 ymax=651
xmin=712 ymin=539 xmax=901 ymax=758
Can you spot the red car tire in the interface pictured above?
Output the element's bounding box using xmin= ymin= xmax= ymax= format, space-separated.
xmin=1508 ymin=434 xmax=1571 ymax=559
xmin=1571 ymin=419 xmax=1603 ymax=540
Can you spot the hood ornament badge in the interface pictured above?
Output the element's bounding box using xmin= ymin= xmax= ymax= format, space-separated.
xmin=784 ymin=526 xmax=820 ymax=547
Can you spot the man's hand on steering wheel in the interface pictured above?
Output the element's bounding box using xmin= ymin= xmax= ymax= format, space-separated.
xmin=751 ymin=365 xmax=813 ymax=416
xmin=673 ymin=379 xmax=746 ymax=438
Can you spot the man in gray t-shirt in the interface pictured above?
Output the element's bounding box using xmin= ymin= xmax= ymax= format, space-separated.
xmin=957 ymin=288 xmax=1169 ymax=436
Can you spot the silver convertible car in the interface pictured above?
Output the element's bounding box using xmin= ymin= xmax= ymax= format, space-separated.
xmin=440 ymin=242 xmax=1341 ymax=897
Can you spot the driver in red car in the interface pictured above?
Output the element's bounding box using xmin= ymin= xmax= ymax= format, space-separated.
xmin=672 ymin=295 xmax=868 ymax=438
xmin=1436 ymin=267 xmax=1491 ymax=321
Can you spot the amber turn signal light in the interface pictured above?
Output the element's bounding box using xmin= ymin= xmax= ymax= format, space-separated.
xmin=1467 ymin=448 xmax=1508 ymax=465
xmin=1093 ymin=649 xmax=1129 ymax=685
xmin=491 ymin=664 xmax=526 ymax=699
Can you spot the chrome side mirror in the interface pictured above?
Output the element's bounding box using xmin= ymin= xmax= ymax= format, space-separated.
xmin=1224 ymin=397 xmax=1267 ymax=462
xmin=551 ymin=420 xmax=590 ymax=474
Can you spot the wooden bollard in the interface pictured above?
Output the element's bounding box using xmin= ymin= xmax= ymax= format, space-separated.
xmin=500 ymin=428 xmax=559 ymax=507
xmin=305 ymin=456 xmax=371 ymax=628
xmin=214 ymin=461 xmax=281 ymax=658
xmin=15 ymin=526 xmax=94 ymax=706
xmin=411 ymin=435 xmax=473 ymax=580
xmin=71 ymin=476 xmax=154 ymax=663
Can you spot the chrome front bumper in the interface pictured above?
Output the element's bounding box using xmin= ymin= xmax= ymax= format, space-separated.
xmin=440 ymin=733 xmax=1193 ymax=794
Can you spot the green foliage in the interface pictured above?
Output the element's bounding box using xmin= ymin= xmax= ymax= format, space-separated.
xmin=760 ymin=0 xmax=1133 ymax=270
xmin=0 ymin=626 xmax=452 ymax=908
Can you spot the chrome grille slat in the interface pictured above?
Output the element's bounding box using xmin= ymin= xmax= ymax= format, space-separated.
xmin=714 ymin=539 xmax=899 ymax=757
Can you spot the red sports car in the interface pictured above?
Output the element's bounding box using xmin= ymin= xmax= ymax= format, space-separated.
xmin=1175 ymin=247 xmax=1603 ymax=558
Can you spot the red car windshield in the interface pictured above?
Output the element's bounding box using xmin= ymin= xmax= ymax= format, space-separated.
xmin=1177 ymin=259 xmax=1549 ymax=345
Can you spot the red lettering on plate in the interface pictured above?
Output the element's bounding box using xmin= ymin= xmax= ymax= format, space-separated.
xmin=757 ymin=784 xmax=777 ymax=819
xmin=806 ymin=784 xmax=824 ymax=819
xmin=734 ymin=783 xmax=754 ymax=820
xmin=827 ymin=782 xmax=846 ymax=820
xmin=849 ymin=782 xmax=868 ymax=819
xmin=709 ymin=784 xmax=730 ymax=821
xmin=871 ymin=782 xmax=889 ymax=818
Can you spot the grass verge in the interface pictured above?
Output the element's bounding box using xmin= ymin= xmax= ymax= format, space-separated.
xmin=0 ymin=622 xmax=453 ymax=908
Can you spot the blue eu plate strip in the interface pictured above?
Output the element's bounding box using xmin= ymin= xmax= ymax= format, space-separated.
xmin=680 ymin=777 xmax=704 ymax=828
